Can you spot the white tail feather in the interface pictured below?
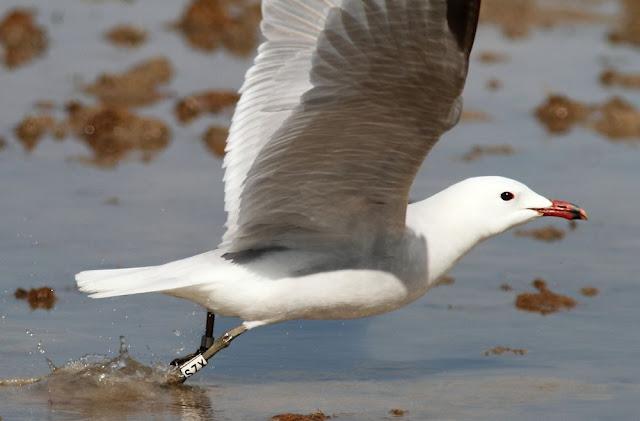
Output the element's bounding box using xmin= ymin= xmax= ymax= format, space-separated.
xmin=75 ymin=251 xmax=225 ymax=298
xmin=76 ymin=266 xmax=171 ymax=298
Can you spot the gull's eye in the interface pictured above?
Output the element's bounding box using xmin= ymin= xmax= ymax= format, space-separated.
xmin=501 ymin=192 xmax=515 ymax=201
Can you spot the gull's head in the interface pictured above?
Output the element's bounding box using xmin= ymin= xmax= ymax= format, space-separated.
xmin=442 ymin=176 xmax=588 ymax=238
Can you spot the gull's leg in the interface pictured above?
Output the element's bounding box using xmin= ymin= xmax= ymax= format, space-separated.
xmin=201 ymin=324 xmax=248 ymax=360
xmin=168 ymin=323 xmax=248 ymax=384
xmin=170 ymin=311 xmax=216 ymax=367
xmin=200 ymin=311 xmax=216 ymax=351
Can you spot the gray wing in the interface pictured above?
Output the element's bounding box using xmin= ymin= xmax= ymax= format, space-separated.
xmin=224 ymin=0 xmax=481 ymax=253
xmin=222 ymin=0 xmax=342 ymax=248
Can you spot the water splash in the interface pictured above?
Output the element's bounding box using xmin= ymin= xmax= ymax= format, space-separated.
xmin=0 ymin=337 xmax=214 ymax=419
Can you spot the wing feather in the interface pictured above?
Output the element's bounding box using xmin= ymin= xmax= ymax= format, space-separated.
xmin=222 ymin=0 xmax=340 ymax=247
xmin=222 ymin=0 xmax=481 ymax=253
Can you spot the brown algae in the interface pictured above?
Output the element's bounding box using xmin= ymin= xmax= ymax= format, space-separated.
xmin=175 ymin=91 xmax=239 ymax=124
xmin=515 ymin=279 xmax=577 ymax=315
xmin=514 ymin=226 xmax=566 ymax=242
xmin=483 ymin=346 xmax=528 ymax=356
xmin=105 ymin=24 xmax=147 ymax=48
xmin=83 ymin=57 xmax=173 ymax=107
xmin=271 ymin=411 xmax=330 ymax=421
xmin=173 ymin=0 xmax=261 ymax=56
xmin=14 ymin=287 xmax=57 ymax=310
xmin=0 ymin=9 xmax=47 ymax=69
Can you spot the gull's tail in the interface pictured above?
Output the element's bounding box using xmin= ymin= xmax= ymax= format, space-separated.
xmin=76 ymin=266 xmax=170 ymax=298
xmin=75 ymin=251 xmax=223 ymax=298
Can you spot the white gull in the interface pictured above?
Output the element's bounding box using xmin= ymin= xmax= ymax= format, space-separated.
xmin=75 ymin=0 xmax=587 ymax=379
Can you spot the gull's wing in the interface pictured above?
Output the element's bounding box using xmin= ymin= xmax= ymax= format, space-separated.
xmin=222 ymin=0 xmax=342 ymax=247
xmin=222 ymin=0 xmax=481 ymax=252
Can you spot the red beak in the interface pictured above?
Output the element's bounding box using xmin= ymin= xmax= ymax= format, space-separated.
xmin=531 ymin=200 xmax=588 ymax=221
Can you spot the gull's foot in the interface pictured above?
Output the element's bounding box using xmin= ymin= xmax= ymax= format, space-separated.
xmin=170 ymin=312 xmax=216 ymax=368
xmin=168 ymin=323 xmax=249 ymax=383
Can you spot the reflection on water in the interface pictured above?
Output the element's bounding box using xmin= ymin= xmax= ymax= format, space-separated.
xmin=0 ymin=338 xmax=214 ymax=420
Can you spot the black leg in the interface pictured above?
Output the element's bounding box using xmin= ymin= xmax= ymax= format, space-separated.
xmin=170 ymin=311 xmax=216 ymax=368
xmin=199 ymin=312 xmax=215 ymax=352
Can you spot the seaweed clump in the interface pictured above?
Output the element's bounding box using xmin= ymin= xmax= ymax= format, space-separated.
xmin=202 ymin=126 xmax=228 ymax=157
xmin=66 ymin=101 xmax=170 ymax=167
xmin=480 ymin=0 xmax=610 ymax=40
xmin=514 ymin=226 xmax=566 ymax=242
xmin=175 ymin=91 xmax=239 ymax=124
xmin=83 ymin=57 xmax=173 ymax=107
xmin=534 ymin=95 xmax=591 ymax=135
xmin=105 ymin=24 xmax=147 ymax=48
xmin=483 ymin=346 xmax=528 ymax=356
xmin=14 ymin=114 xmax=65 ymax=151
xmin=0 ymin=9 xmax=47 ymax=68
xmin=608 ymin=0 xmax=640 ymax=47
xmin=600 ymin=69 xmax=640 ymax=89
xmin=515 ymin=279 xmax=576 ymax=315
xmin=14 ymin=287 xmax=57 ymax=310
xmin=580 ymin=287 xmax=599 ymax=297
xmin=271 ymin=411 xmax=330 ymax=421
xmin=535 ymin=95 xmax=640 ymax=141
xmin=461 ymin=145 xmax=514 ymax=162
xmin=389 ymin=409 xmax=408 ymax=417
xmin=174 ymin=0 xmax=261 ymax=56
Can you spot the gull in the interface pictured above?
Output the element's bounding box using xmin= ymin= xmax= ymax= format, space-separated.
xmin=76 ymin=0 xmax=587 ymax=381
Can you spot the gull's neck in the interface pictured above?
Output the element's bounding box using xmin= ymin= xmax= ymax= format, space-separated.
xmin=406 ymin=189 xmax=491 ymax=287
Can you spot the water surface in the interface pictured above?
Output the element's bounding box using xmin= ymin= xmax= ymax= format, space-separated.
xmin=1 ymin=0 xmax=639 ymax=419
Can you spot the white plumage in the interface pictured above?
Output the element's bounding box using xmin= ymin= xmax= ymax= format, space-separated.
xmin=76 ymin=0 xmax=586 ymax=329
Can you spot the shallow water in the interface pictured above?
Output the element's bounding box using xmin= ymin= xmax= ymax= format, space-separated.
xmin=1 ymin=0 xmax=640 ymax=420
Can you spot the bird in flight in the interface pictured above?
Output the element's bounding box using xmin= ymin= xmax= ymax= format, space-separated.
xmin=76 ymin=0 xmax=587 ymax=382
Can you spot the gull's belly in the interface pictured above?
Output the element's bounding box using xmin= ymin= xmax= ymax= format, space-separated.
xmin=181 ymin=269 xmax=413 ymax=324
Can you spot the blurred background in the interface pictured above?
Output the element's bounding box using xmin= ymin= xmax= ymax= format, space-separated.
xmin=0 ymin=0 xmax=639 ymax=420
